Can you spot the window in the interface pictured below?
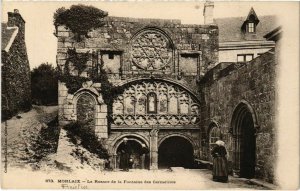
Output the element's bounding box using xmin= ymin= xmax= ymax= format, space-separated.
xmin=245 ymin=54 xmax=253 ymax=61
xmin=248 ymin=22 xmax=255 ymax=33
xmin=108 ymin=53 xmax=114 ymax=59
xmin=237 ymin=54 xmax=254 ymax=62
xmin=209 ymin=126 xmax=221 ymax=161
xmin=209 ymin=126 xmax=221 ymax=146
xmin=237 ymin=55 xmax=245 ymax=62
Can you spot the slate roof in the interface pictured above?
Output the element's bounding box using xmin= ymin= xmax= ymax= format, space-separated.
xmin=1 ymin=23 xmax=18 ymax=51
xmin=215 ymin=15 xmax=278 ymax=42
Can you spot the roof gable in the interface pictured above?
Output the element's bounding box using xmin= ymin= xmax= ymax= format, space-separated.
xmin=241 ymin=7 xmax=260 ymax=30
xmin=1 ymin=22 xmax=19 ymax=52
xmin=246 ymin=7 xmax=259 ymax=22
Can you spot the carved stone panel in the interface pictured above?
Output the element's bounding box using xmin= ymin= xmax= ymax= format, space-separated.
xmin=136 ymin=94 xmax=146 ymax=114
xmin=111 ymin=81 xmax=200 ymax=127
xmin=131 ymin=31 xmax=173 ymax=71
xmin=169 ymin=96 xmax=178 ymax=114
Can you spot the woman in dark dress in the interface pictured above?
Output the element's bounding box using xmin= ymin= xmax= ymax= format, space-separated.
xmin=211 ymin=140 xmax=228 ymax=182
xmin=140 ymin=144 xmax=149 ymax=169
xmin=120 ymin=138 xmax=131 ymax=171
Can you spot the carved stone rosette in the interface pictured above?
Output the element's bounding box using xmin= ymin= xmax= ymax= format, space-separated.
xmin=131 ymin=30 xmax=173 ymax=71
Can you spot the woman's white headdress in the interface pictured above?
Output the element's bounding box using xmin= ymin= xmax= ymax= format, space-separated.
xmin=215 ymin=140 xmax=225 ymax=146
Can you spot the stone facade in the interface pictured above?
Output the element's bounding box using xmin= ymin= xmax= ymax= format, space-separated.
xmin=1 ymin=10 xmax=31 ymax=120
xmin=56 ymin=6 xmax=278 ymax=184
xmin=199 ymin=49 xmax=277 ymax=183
xmin=56 ymin=15 xmax=218 ymax=170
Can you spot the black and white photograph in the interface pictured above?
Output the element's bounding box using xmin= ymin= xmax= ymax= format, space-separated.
xmin=1 ymin=1 xmax=299 ymax=190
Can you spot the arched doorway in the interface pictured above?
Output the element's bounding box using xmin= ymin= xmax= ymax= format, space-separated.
xmin=116 ymin=139 xmax=150 ymax=170
xmin=232 ymin=102 xmax=257 ymax=178
xmin=158 ymin=136 xmax=194 ymax=169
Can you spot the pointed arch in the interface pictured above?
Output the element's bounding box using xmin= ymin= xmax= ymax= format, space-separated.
xmin=231 ymin=100 xmax=259 ymax=135
xmin=231 ymin=100 xmax=258 ymax=178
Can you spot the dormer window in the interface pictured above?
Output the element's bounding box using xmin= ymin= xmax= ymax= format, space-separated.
xmin=248 ymin=22 xmax=255 ymax=33
xmin=241 ymin=7 xmax=259 ymax=34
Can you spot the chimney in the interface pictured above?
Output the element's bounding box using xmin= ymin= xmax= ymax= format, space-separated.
xmin=7 ymin=9 xmax=25 ymax=36
xmin=8 ymin=9 xmax=25 ymax=27
xmin=203 ymin=1 xmax=214 ymax=24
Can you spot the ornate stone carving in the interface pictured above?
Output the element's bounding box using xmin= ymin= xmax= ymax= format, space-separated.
xmin=112 ymin=81 xmax=200 ymax=127
xmin=131 ymin=31 xmax=172 ymax=71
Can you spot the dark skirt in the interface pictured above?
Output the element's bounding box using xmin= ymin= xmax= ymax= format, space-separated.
xmin=120 ymin=153 xmax=130 ymax=170
xmin=212 ymin=156 xmax=228 ymax=182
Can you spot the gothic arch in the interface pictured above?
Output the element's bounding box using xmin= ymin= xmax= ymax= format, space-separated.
xmin=207 ymin=120 xmax=220 ymax=134
xmin=231 ymin=100 xmax=259 ymax=134
xmin=116 ymin=78 xmax=201 ymax=103
xmin=111 ymin=79 xmax=201 ymax=127
xmin=73 ymin=90 xmax=99 ymax=121
xmin=231 ymin=100 xmax=258 ymax=178
xmin=111 ymin=134 xmax=150 ymax=155
xmin=73 ymin=90 xmax=98 ymax=105
xmin=158 ymin=133 xmax=196 ymax=149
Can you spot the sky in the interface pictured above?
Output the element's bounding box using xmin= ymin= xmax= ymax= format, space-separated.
xmin=1 ymin=1 xmax=298 ymax=69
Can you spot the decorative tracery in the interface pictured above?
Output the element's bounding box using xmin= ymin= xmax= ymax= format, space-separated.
xmin=131 ymin=30 xmax=173 ymax=71
xmin=112 ymin=81 xmax=200 ymax=127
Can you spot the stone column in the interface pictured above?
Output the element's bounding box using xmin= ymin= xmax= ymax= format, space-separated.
xmin=113 ymin=154 xmax=117 ymax=169
xmin=150 ymin=129 xmax=159 ymax=170
xmin=95 ymin=94 xmax=108 ymax=139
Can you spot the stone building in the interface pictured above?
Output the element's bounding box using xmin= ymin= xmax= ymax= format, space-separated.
xmin=215 ymin=7 xmax=277 ymax=63
xmin=56 ymin=14 xmax=218 ymax=170
xmin=1 ymin=9 xmax=31 ymax=120
xmin=56 ymin=2 xmax=279 ymax=183
xmin=199 ymin=46 xmax=278 ymax=182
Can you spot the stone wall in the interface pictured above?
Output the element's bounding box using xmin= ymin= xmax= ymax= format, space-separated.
xmin=56 ymin=16 xmax=218 ymax=95
xmin=199 ymin=50 xmax=276 ymax=183
xmin=56 ymin=15 xmax=218 ymax=170
xmin=58 ymin=81 xmax=108 ymax=138
xmin=1 ymin=16 xmax=31 ymax=120
xmin=56 ymin=16 xmax=218 ymax=138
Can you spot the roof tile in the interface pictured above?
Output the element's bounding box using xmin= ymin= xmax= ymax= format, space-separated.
xmin=215 ymin=15 xmax=277 ymax=42
xmin=1 ymin=23 xmax=18 ymax=51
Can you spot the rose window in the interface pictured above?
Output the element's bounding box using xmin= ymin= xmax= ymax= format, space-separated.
xmin=131 ymin=31 xmax=173 ymax=71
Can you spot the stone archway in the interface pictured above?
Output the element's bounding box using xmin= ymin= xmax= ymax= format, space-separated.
xmin=158 ymin=135 xmax=194 ymax=169
xmin=112 ymin=135 xmax=149 ymax=170
xmin=231 ymin=101 xmax=258 ymax=178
